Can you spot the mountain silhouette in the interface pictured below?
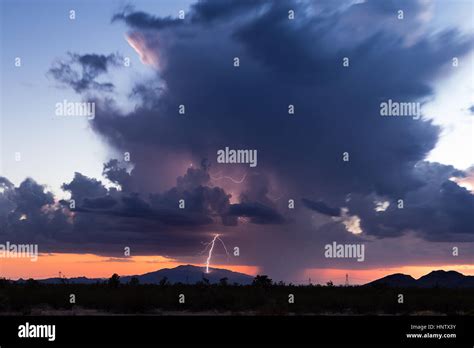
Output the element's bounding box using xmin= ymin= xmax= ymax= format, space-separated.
xmin=17 ymin=268 xmax=474 ymax=288
xmin=25 ymin=265 xmax=254 ymax=285
xmin=121 ymin=265 xmax=253 ymax=285
xmin=367 ymin=273 xmax=417 ymax=287
xmin=367 ymin=270 xmax=474 ymax=288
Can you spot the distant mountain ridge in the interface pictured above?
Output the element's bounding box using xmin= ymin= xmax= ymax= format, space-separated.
xmin=14 ymin=268 xmax=474 ymax=288
xmin=367 ymin=270 xmax=474 ymax=288
xmin=18 ymin=265 xmax=254 ymax=285
xmin=121 ymin=265 xmax=253 ymax=285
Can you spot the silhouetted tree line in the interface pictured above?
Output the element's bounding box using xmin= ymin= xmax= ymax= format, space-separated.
xmin=0 ymin=276 xmax=474 ymax=315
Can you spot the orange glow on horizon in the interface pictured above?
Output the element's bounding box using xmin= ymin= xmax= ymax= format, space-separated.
xmin=0 ymin=253 xmax=259 ymax=280
xmin=1 ymin=253 xmax=472 ymax=284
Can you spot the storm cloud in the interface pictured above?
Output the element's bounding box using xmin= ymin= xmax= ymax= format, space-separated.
xmin=48 ymin=53 xmax=122 ymax=93
xmin=2 ymin=0 xmax=473 ymax=279
xmin=91 ymin=0 xmax=473 ymax=239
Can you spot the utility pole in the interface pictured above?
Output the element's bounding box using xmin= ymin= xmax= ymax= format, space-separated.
xmin=345 ymin=273 xmax=349 ymax=287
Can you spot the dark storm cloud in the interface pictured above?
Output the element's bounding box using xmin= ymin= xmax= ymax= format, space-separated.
xmin=75 ymin=198 xmax=213 ymax=226
xmin=14 ymin=0 xmax=473 ymax=271
xmin=0 ymin=173 xmax=211 ymax=254
xmin=112 ymin=1 xmax=270 ymax=29
xmin=102 ymin=159 xmax=133 ymax=192
xmin=100 ymin=0 xmax=464 ymax=199
xmin=301 ymin=167 xmax=471 ymax=244
xmin=228 ymin=202 xmax=286 ymax=224
xmin=82 ymin=196 xmax=117 ymax=210
xmin=62 ymin=166 xmax=231 ymax=227
xmin=93 ymin=0 xmax=474 ymax=241
xmin=48 ymin=53 xmax=122 ymax=93
xmin=112 ymin=10 xmax=183 ymax=30
xmin=301 ymin=198 xmax=341 ymax=217
xmin=0 ymin=178 xmax=15 ymax=224
xmin=0 ymin=177 xmax=70 ymax=244
xmin=344 ymin=162 xmax=474 ymax=240
xmin=64 ymin=159 xmax=280 ymax=233
xmin=0 ymin=164 xmax=286 ymax=254
xmin=15 ymin=178 xmax=55 ymax=212
xmin=61 ymin=172 xmax=108 ymax=204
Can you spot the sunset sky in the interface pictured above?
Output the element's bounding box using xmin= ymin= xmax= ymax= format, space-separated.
xmin=0 ymin=0 xmax=473 ymax=284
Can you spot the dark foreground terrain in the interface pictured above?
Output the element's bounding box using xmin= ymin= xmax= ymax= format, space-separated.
xmin=1 ymin=278 xmax=473 ymax=315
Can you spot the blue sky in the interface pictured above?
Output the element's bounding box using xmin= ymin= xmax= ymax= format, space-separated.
xmin=1 ymin=0 xmax=195 ymax=195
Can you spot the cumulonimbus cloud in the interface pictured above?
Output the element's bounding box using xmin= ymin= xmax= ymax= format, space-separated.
xmin=1 ymin=0 xmax=473 ymax=277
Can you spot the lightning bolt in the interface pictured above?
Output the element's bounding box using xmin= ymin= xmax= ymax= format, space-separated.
xmin=204 ymin=234 xmax=229 ymax=273
xmin=210 ymin=171 xmax=247 ymax=184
